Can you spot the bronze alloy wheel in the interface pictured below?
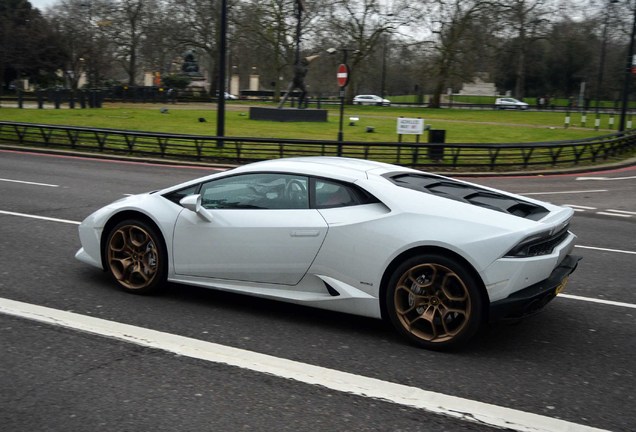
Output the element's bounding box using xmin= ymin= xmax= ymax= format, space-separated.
xmin=386 ymin=254 xmax=482 ymax=349
xmin=106 ymin=220 xmax=166 ymax=293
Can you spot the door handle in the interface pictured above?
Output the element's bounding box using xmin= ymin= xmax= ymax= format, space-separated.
xmin=290 ymin=230 xmax=321 ymax=237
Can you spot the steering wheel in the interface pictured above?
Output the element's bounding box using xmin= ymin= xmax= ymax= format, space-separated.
xmin=284 ymin=179 xmax=307 ymax=205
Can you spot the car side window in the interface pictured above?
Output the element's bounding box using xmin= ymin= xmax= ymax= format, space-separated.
xmin=199 ymin=173 xmax=309 ymax=210
xmin=163 ymin=184 xmax=199 ymax=205
xmin=314 ymin=179 xmax=367 ymax=209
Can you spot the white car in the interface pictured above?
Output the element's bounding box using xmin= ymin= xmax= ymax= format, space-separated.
xmin=76 ymin=157 xmax=580 ymax=350
xmin=495 ymin=97 xmax=529 ymax=110
xmin=353 ymin=95 xmax=391 ymax=106
xmin=224 ymin=92 xmax=238 ymax=100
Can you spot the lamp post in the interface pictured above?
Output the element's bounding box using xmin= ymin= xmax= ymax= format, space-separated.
xmin=619 ymin=1 xmax=636 ymax=132
xmin=595 ymin=1 xmax=618 ymax=127
xmin=381 ymin=35 xmax=388 ymax=99
xmin=216 ymin=0 xmax=228 ymax=146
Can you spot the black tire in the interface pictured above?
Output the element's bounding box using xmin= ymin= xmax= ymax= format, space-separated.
xmin=385 ymin=254 xmax=483 ymax=350
xmin=104 ymin=219 xmax=167 ymax=294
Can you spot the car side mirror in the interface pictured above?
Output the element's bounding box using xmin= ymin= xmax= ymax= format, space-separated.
xmin=179 ymin=194 xmax=214 ymax=222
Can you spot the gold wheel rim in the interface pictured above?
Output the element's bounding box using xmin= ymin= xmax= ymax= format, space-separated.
xmin=394 ymin=263 xmax=470 ymax=343
xmin=107 ymin=225 xmax=159 ymax=290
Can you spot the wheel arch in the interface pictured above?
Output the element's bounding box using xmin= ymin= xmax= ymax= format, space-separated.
xmin=100 ymin=210 xmax=168 ymax=271
xmin=379 ymin=246 xmax=489 ymax=322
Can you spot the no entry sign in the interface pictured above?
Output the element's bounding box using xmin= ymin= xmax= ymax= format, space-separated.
xmin=337 ymin=64 xmax=349 ymax=87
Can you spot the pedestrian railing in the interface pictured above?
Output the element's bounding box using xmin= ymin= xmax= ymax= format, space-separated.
xmin=0 ymin=121 xmax=634 ymax=170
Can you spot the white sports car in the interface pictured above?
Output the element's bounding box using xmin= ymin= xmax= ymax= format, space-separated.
xmin=76 ymin=157 xmax=580 ymax=350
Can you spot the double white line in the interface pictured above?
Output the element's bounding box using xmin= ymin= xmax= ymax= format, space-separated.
xmin=565 ymin=204 xmax=636 ymax=218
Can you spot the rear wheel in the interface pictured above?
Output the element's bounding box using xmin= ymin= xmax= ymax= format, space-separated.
xmin=105 ymin=219 xmax=166 ymax=294
xmin=385 ymin=254 xmax=483 ymax=350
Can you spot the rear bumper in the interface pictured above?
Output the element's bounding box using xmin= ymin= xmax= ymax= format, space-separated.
xmin=489 ymin=254 xmax=582 ymax=322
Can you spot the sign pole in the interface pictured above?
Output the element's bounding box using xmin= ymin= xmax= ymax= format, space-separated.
xmin=336 ymin=62 xmax=349 ymax=154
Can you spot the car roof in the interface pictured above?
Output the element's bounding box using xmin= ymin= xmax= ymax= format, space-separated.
xmin=235 ymin=157 xmax=408 ymax=181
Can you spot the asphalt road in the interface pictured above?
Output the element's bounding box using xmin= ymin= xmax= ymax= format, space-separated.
xmin=1 ymin=150 xmax=634 ymax=432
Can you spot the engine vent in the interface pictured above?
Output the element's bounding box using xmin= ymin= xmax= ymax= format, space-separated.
xmin=386 ymin=173 xmax=549 ymax=221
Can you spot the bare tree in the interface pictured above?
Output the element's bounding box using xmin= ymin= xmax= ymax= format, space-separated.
xmin=162 ymin=0 xmax=229 ymax=94
xmin=100 ymin=0 xmax=160 ymax=86
xmin=232 ymin=0 xmax=330 ymax=101
xmin=48 ymin=0 xmax=113 ymax=89
xmin=138 ymin=0 xmax=182 ymax=80
xmin=321 ymin=0 xmax=426 ymax=102
xmin=424 ymin=0 xmax=498 ymax=108
xmin=498 ymin=0 xmax=554 ymax=99
xmin=233 ymin=0 xmax=296 ymax=100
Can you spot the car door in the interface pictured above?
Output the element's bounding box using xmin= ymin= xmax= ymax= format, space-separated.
xmin=172 ymin=173 xmax=328 ymax=285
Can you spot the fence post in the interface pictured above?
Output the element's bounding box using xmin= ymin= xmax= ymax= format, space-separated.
xmin=54 ymin=90 xmax=61 ymax=109
xmin=580 ymin=111 xmax=586 ymax=128
xmin=608 ymin=113 xmax=615 ymax=129
xmin=595 ymin=113 xmax=600 ymax=131
xmin=564 ymin=111 xmax=571 ymax=128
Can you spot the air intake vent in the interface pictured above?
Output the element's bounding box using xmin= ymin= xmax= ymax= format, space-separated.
xmin=325 ymin=283 xmax=340 ymax=297
xmin=386 ymin=173 xmax=549 ymax=221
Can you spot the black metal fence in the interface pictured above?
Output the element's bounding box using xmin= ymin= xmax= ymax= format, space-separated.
xmin=1 ymin=121 xmax=634 ymax=170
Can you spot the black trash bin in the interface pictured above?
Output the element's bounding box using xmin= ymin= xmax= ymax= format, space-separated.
xmin=428 ymin=129 xmax=445 ymax=161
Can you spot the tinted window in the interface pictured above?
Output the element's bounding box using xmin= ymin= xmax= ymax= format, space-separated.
xmin=314 ymin=179 xmax=378 ymax=209
xmin=163 ymin=185 xmax=199 ymax=205
xmin=199 ymin=173 xmax=309 ymax=210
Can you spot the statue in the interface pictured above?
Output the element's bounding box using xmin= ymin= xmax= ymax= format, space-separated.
xmin=181 ymin=50 xmax=202 ymax=78
xmin=277 ymin=0 xmax=314 ymax=109
xmin=277 ymin=55 xmax=319 ymax=109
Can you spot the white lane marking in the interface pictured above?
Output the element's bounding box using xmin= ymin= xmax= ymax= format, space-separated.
xmin=576 ymin=245 xmax=636 ymax=255
xmin=521 ymin=189 xmax=607 ymax=196
xmin=0 ymin=298 xmax=610 ymax=432
xmin=0 ymin=178 xmax=59 ymax=187
xmin=605 ymin=209 xmax=636 ymax=215
xmin=564 ymin=204 xmax=597 ymax=210
xmin=576 ymin=176 xmax=636 ymax=181
xmin=0 ymin=210 xmax=80 ymax=225
xmin=596 ymin=212 xmax=632 ymax=218
xmin=559 ymin=294 xmax=636 ymax=309
xmin=563 ymin=206 xmax=635 ymax=217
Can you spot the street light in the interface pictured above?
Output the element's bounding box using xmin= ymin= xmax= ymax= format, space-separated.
xmin=217 ymin=0 xmax=228 ymax=146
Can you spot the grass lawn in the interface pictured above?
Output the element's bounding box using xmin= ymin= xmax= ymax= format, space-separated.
xmin=0 ymin=101 xmax=615 ymax=144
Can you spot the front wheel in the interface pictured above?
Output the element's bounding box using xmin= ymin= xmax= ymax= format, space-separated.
xmin=104 ymin=219 xmax=167 ymax=294
xmin=385 ymin=254 xmax=483 ymax=350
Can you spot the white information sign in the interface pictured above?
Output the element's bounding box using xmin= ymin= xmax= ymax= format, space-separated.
xmin=397 ymin=117 xmax=424 ymax=135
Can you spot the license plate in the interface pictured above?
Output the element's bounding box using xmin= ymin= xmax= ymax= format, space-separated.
xmin=555 ymin=276 xmax=569 ymax=295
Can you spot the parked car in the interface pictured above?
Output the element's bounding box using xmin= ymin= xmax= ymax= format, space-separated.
xmin=353 ymin=94 xmax=391 ymax=106
xmin=224 ymin=92 xmax=238 ymax=100
xmin=495 ymin=97 xmax=529 ymax=110
xmin=76 ymin=157 xmax=580 ymax=350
